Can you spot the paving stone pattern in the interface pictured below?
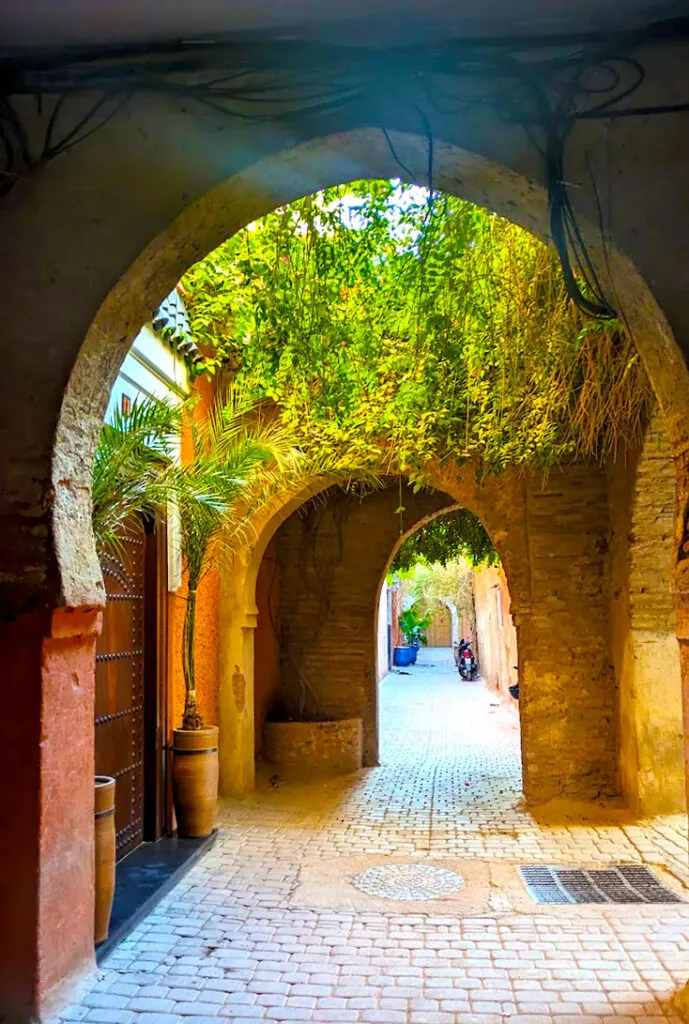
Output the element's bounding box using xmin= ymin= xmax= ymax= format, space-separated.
xmin=52 ymin=650 xmax=689 ymax=1023
xmin=352 ymin=864 xmax=466 ymax=901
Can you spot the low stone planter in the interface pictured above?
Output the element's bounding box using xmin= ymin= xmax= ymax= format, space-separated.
xmin=263 ymin=718 xmax=363 ymax=779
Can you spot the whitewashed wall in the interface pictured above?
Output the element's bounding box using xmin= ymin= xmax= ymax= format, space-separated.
xmin=376 ymin=580 xmax=391 ymax=680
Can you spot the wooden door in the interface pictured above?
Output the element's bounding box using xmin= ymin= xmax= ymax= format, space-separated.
xmin=143 ymin=520 xmax=170 ymax=842
xmin=427 ymin=606 xmax=452 ymax=647
xmin=95 ymin=531 xmax=146 ymax=860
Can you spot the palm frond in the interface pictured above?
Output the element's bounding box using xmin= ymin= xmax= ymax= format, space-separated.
xmin=92 ymin=396 xmax=183 ymax=555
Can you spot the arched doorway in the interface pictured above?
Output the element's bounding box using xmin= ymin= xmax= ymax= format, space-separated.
xmin=5 ymin=106 xmax=689 ymax=1016
xmin=376 ymin=506 xmax=521 ymax=784
xmin=50 ymin=132 xmax=689 ymax=824
xmin=53 ymin=126 xmax=689 ymax=618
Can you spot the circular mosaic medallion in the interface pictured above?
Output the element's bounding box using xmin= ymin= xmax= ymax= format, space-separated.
xmin=352 ymin=864 xmax=465 ymax=901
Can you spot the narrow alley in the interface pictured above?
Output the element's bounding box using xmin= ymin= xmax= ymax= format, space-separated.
xmin=54 ymin=653 xmax=689 ymax=1024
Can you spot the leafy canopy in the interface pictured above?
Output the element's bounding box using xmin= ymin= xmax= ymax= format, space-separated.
xmin=183 ymin=179 xmax=648 ymax=478
xmin=393 ymin=559 xmax=476 ymax=636
xmin=390 ymin=508 xmax=498 ymax=573
xmin=403 ymin=560 xmax=475 ymax=620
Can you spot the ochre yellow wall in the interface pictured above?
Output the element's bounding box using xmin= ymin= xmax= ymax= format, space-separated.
xmin=473 ymin=564 xmax=518 ymax=700
xmin=426 ymin=606 xmax=452 ymax=647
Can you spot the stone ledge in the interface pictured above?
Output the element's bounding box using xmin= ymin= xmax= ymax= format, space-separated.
xmin=263 ymin=717 xmax=363 ymax=778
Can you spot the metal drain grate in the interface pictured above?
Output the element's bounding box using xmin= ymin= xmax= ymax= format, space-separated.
xmin=519 ymin=864 xmax=683 ymax=904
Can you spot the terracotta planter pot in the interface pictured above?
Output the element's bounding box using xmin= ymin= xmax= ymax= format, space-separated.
xmin=172 ymin=725 xmax=219 ymax=837
xmin=94 ymin=775 xmax=116 ymax=945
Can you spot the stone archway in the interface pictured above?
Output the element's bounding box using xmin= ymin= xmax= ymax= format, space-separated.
xmin=224 ymin=456 xmax=618 ymax=810
xmin=53 ymin=126 xmax=689 ymax=613
xmin=610 ymin=408 xmax=687 ymax=816
xmin=50 ymin=124 xmax=689 ymax=811
xmin=9 ymin=118 xmax=689 ymax=1019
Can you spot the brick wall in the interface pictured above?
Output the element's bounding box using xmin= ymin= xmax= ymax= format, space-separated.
xmin=275 ymin=484 xmax=455 ymax=764
xmin=609 ymin=411 xmax=686 ymax=814
xmin=265 ymin=464 xmax=620 ymax=804
xmin=518 ymin=464 xmax=617 ymax=802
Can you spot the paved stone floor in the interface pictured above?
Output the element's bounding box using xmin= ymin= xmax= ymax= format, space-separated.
xmin=54 ymin=649 xmax=689 ymax=1024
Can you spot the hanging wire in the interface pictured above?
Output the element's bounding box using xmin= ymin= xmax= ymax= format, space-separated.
xmin=2 ymin=21 xmax=689 ymax=317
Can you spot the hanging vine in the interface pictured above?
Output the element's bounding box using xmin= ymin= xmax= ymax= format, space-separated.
xmin=184 ymin=180 xmax=649 ymax=477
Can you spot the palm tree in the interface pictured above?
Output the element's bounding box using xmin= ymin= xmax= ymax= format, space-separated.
xmin=177 ymin=391 xmax=301 ymax=729
xmin=92 ymin=390 xmax=303 ymax=729
xmin=92 ymin=396 xmax=183 ymax=557
xmin=93 ymin=389 xmax=383 ymax=732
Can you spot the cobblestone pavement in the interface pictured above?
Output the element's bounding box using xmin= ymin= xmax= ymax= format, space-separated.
xmin=54 ymin=649 xmax=689 ymax=1023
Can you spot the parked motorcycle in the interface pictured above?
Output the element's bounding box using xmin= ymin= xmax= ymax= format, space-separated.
xmin=457 ymin=646 xmax=477 ymax=680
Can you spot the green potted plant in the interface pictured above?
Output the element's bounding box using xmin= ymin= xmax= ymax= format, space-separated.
xmin=172 ymin=392 xmax=297 ymax=836
xmin=395 ymin=607 xmax=431 ymax=666
xmin=92 ymin=392 xmax=297 ymax=836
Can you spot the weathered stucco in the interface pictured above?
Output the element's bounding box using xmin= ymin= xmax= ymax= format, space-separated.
xmin=0 ymin=607 xmax=100 ymax=1022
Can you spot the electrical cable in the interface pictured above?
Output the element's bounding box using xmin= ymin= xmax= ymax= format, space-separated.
xmin=1 ymin=21 xmax=689 ymax=317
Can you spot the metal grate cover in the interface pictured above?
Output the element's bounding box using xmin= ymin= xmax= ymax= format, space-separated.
xmin=519 ymin=864 xmax=683 ymax=904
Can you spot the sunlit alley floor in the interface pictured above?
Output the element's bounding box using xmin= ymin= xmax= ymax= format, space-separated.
xmin=54 ymin=649 xmax=689 ymax=1023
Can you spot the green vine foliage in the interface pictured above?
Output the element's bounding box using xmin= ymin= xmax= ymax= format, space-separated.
xmin=390 ymin=509 xmax=499 ymax=572
xmin=183 ymin=179 xmax=649 ymax=478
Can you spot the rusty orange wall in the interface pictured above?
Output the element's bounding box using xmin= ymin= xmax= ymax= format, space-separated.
xmin=168 ymin=375 xmax=221 ymax=732
xmin=254 ymin=538 xmax=281 ymax=754
xmin=168 ymin=571 xmax=220 ymax=731
xmin=474 ymin=564 xmax=518 ymax=699
xmin=0 ymin=607 xmax=100 ymax=1020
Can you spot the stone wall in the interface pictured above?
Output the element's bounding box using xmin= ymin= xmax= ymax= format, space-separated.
xmin=609 ymin=412 xmax=686 ymax=815
xmin=268 ymin=463 xmax=618 ymax=802
xmin=263 ymin=718 xmax=363 ymax=778
xmin=275 ymin=484 xmax=456 ymax=765
xmin=517 ymin=465 xmax=618 ymax=803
